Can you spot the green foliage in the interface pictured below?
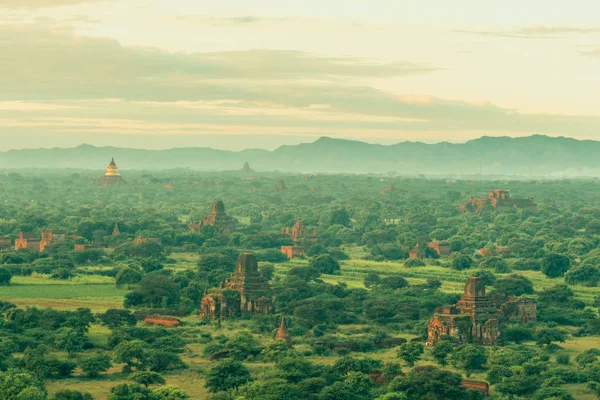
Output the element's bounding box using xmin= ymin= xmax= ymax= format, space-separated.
xmin=378 ymin=276 xmax=409 ymax=290
xmin=493 ymin=274 xmax=534 ymax=296
xmin=390 ymin=366 xmax=467 ymax=400
xmin=0 ymin=268 xmax=13 ymax=286
xmin=310 ymin=255 xmax=340 ymax=275
xmin=541 ymin=253 xmax=571 ymax=278
xmin=451 ymin=254 xmax=473 ymax=271
xmin=108 ymin=383 xmax=153 ymax=400
xmin=565 ymin=264 xmax=600 ymax=287
xmin=115 ymin=267 xmax=142 ymax=289
xmin=113 ymin=340 xmax=149 ymax=373
xmin=0 ymin=369 xmax=47 ymax=400
xmin=205 ymin=359 xmax=252 ymax=393
xmin=152 ymin=386 xmax=189 ymax=400
xmin=98 ymin=309 xmax=137 ymax=328
xmin=397 ymin=342 xmax=424 ymax=367
xmin=55 ymin=328 xmax=86 ymax=356
xmin=451 ymin=344 xmax=487 ymax=377
xmin=78 ymin=352 xmax=112 ymax=377
xmin=124 ymin=275 xmax=180 ymax=309
xmin=535 ymin=328 xmax=567 ymax=348
xmin=363 ymin=272 xmax=380 ymax=288
xmin=51 ymin=389 xmax=94 ymax=400
xmin=431 ymin=340 xmax=453 ymax=366
xmin=129 ymin=371 xmax=166 ymax=387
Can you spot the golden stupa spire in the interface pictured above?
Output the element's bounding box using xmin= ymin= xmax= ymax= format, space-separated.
xmin=105 ymin=157 xmax=120 ymax=177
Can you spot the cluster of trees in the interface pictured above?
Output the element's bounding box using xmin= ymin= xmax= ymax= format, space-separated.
xmin=0 ymin=171 xmax=598 ymax=398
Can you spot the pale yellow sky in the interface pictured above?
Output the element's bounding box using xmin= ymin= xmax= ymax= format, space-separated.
xmin=1 ymin=0 xmax=600 ymax=150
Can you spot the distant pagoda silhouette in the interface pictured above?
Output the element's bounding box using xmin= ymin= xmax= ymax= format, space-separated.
xmin=95 ymin=158 xmax=126 ymax=186
xmin=240 ymin=161 xmax=255 ymax=173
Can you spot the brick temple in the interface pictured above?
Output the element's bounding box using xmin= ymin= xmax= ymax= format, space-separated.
xmin=200 ymin=252 xmax=273 ymax=319
xmin=427 ymin=277 xmax=501 ymax=346
xmin=280 ymin=220 xmax=318 ymax=259
xmin=459 ymin=189 xmax=537 ymax=214
xmin=189 ymin=200 xmax=237 ymax=234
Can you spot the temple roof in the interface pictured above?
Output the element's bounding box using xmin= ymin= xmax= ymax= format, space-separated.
xmin=105 ymin=157 xmax=120 ymax=177
xmin=275 ymin=315 xmax=292 ymax=346
xmin=211 ymin=200 xmax=226 ymax=214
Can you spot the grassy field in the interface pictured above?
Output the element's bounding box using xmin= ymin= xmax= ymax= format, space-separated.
xmin=0 ymin=275 xmax=126 ymax=311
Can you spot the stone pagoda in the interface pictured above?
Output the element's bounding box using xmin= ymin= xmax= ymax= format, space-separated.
xmin=189 ymin=200 xmax=237 ymax=234
xmin=275 ymin=316 xmax=292 ymax=347
xmin=427 ymin=276 xmax=501 ymax=346
xmin=200 ymin=252 xmax=273 ymax=319
xmin=240 ymin=162 xmax=255 ymax=173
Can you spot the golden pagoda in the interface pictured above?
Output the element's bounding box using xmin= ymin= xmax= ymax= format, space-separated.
xmin=95 ymin=157 xmax=126 ymax=186
xmin=105 ymin=158 xmax=120 ymax=177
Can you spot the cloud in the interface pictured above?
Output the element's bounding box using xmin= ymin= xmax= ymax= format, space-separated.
xmin=455 ymin=25 xmax=600 ymax=39
xmin=0 ymin=0 xmax=100 ymax=8
xmin=580 ymin=48 xmax=600 ymax=57
xmin=0 ymin=24 xmax=436 ymax=102
xmin=2 ymin=23 xmax=600 ymax=145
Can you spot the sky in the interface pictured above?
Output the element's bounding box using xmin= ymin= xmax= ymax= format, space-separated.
xmin=1 ymin=1 xmax=600 ymax=151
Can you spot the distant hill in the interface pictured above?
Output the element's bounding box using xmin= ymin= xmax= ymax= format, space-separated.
xmin=1 ymin=135 xmax=599 ymax=176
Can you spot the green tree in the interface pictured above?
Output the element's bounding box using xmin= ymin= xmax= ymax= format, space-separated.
xmin=0 ymin=369 xmax=47 ymax=400
xmin=535 ymin=328 xmax=567 ymax=348
xmin=344 ymin=371 xmax=373 ymax=397
xmin=320 ymin=381 xmax=361 ymax=400
xmin=0 ymin=269 xmax=12 ymax=286
xmin=108 ymin=383 xmax=153 ymax=400
xmin=129 ymin=371 xmax=166 ymax=387
xmin=379 ymin=276 xmax=409 ymax=290
xmin=205 ymin=360 xmax=252 ymax=393
xmin=363 ymin=273 xmax=381 ymax=288
xmin=431 ymin=340 xmax=453 ymax=366
xmin=113 ymin=340 xmax=149 ymax=373
xmin=55 ymin=328 xmax=86 ymax=356
xmin=115 ymin=267 xmax=142 ymax=289
xmin=390 ymin=365 xmax=467 ymax=400
xmin=397 ymin=342 xmax=424 ymax=367
xmin=223 ymin=331 xmax=262 ymax=361
xmin=541 ymin=253 xmax=571 ymax=278
xmin=152 ymin=385 xmax=190 ymax=400
xmin=493 ymin=274 xmax=534 ymax=296
xmin=78 ymin=353 xmax=112 ymax=378
xmin=451 ymin=345 xmax=487 ymax=377
xmin=452 ymin=254 xmax=473 ymax=271
xmin=98 ymin=309 xmax=137 ymax=329
xmin=503 ymin=326 xmax=534 ymax=344
xmin=310 ymin=255 xmax=340 ymax=275
xmin=51 ymin=390 xmax=94 ymax=400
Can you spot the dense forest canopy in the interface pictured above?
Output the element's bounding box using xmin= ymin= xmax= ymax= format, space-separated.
xmin=0 ymin=168 xmax=599 ymax=400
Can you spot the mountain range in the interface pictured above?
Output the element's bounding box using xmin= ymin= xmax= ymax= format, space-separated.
xmin=1 ymin=135 xmax=599 ymax=176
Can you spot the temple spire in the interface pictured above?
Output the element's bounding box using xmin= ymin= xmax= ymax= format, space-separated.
xmin=275 ymin=315 xmax=292 ymax=347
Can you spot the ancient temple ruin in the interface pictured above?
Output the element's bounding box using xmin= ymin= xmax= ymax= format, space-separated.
xmin=200 ymin=252 xmax=273 ymax=319
xmin=427 ymin=276 xmax=501 ymax=346
xmin=459 ymin=189 xmax=536 ymax=214
xmin=190 ymin=200 xmax=237 ymax=234
xmin=280 ymin=220 xmax=318 ymax=259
